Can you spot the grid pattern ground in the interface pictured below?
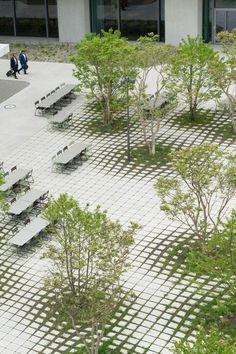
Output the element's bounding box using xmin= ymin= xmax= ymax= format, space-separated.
xmin=0 ymin=103 xmax=236 ymax=354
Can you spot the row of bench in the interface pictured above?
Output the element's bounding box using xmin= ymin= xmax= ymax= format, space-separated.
xmin=35 ymin=83 xmax=76 ymax=117
xmin=34 ymin=82 xmax=66 ymax=115
xmin=0 ymin=163 xmax=50 ymax=247
xmin=0 ymin=165 xmax=33 ymax=193
xmin=52 ymin=141 xmax=90 ymax=171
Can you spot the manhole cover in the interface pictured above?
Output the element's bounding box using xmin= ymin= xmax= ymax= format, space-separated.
xmin=4 ymin=104 xmax=16 ymax=109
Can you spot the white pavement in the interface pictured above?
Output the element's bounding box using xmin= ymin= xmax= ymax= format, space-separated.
xmin=0 ymin=59 xmax=78 ymax=157
xmin=0 ymin=59 xmax=235 ymax=354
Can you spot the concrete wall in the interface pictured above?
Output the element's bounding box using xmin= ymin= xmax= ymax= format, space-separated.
xmin=165 ymin=0 xmax=203 ymax=45
xmin=57 ymin=0 xmax=90 ymax=43
xmin=0 ymin=44 xmax=9 ymax=58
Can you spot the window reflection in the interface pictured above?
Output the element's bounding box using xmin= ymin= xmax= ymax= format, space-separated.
xmin=0 ymin=0 xmax=58 ymax=37
xmin=0 ymin=0 xmax=14 ymax=35
xmin=15 ymin=0 xmax=46 ymax=37
xmin=120 ymin=0 xmax=159 ymax=40
xmin=96 ymin=0 xmax=118 ymax=33
xmin=215 ymin=0 xmax=236 ymax=8
xmin=215 ymin=9 xmax=236 ymax=41
xmin=48 ymin=0 xmax=58 ymax=37
xmin=227 ymin=11 xmax=236 ymax=31
xmin=91 ymin=0 xmax=162 ymax=40
xmin=215 ymin=10 xmax=225 ymax=34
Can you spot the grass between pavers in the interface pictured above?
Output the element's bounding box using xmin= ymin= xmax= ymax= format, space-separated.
xmin=33 ymin=290 xmax=138 ymax=354
xmin=190 ymin=292 xmax=236 ymax=338
xmin=130 ymin=144 xmax=172 ymax=167
xmin=159 ymin=236 xmax=236 ymax=345
xmin=81 ymin=106 xmax=174 ymax=166
xmin=83 ymin=107 xmax=236 ymax=168
xmin=169 ymin=109 xmax=236 ymax=141
xmin=84 ymin=115 xmax=128 ymax=135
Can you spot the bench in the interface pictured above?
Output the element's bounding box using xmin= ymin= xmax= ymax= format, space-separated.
xmin=35 ymin=84 xmax=76 ymax=116
xmin=9 ymin=216 xmax=50 ymax=246
xmin=8 ymin=189 xmax=49 ymax=216
xmin=0 ymin=168 xmax=33 ymax=193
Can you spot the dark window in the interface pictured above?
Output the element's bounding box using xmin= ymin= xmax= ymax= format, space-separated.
xmin=227 ymin=10 xmax=236 ymax=30
xmin=90 ymin=0 xmax=164 ymax=41
xmin=0 ymin=0 xmax=58 ymax=37
xmin=93 ymin=0 xmax=118 ymax=33
xmin=215 ymin=0 xmax=236 ymax=8
xmin=0 ymin=0 xmax=14 ymax=35
xmin=15 ymin=0 xmax=46 ymax=37
xmin=120 ymin=0 xmax=159 ymax=40
xmin=215 ymin=10 xmax=225 ymax=34
xmin=47 ymin=0 xmax=58 ymax=37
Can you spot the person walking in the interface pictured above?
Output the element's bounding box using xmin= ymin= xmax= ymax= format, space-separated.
xmin=10 ymin=53 xmax=18 ymax=79
xmin=18 ymin=50 xmax=28 ymax=74
xmin=121 ymin=0 xmax=128 ymax=10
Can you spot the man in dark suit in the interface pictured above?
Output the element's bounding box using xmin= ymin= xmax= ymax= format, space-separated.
xmin=18 ymin=50 xmax=28 ymax=74
xmin=10 ymin=53 xmax=18 ymax=79
xmin=121 ymin=0 xmax=128 ymax=10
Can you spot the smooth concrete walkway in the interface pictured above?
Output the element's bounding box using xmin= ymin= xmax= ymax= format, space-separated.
xmin=0 ymin=59 xmax=78 ymax=158
xmin=0 ymin=79 xmax=29 ymax=103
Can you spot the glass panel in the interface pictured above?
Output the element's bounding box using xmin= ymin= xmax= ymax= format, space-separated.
xmin=227 ymin=10 xmax=236 ymax=31
xmin=160 ymin=0 xmax=164 ymax=41
xmin=120 ymin=0 xmax=159 ymax=40
xmin=215 ymin=10 xmax=226 ymax=34
xmin=15 ymin=0 xmax=46 ymax=37
xmin=0 ymin=0 xmax=14 ymax=35
xmin=203 ymin=0 xmax=214 ymax=42
xmin=209 ymin=0 xmax=214 ymax=39
xmin=215 ymin=0 xmax=236 ymax=8
xmin=48 ymin=0 xmax=58 ymax=37
xmin=95 ymin=0 xmax=118 ymax=33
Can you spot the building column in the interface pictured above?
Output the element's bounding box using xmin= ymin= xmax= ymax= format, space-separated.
xmin=165 ymin=0 xmax=203 ymax=45
xmin=57 ymin=0 xmax=90 ymax=43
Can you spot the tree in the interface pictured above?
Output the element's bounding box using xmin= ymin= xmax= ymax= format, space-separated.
xmin=43 ymin=194 xmax=138 ymax=354
xmin=133 ymin=33 xmax=175 ymax=155
xmin=155 ymin=144 xmax=236 ymax=249
xmin=172 ymin=213 xmax=236 ymax=354
xmin=211 ymin=30 xmax=236 ymax=132
xmin=182 ymin=209 xmax=236 ymax=287
xmin=173 ymin=326 xmax=236 ymax=354
xmin=166 ymin=36 xmax=222 ymax=120
xmin=71 ymin=29 xmax=137 ymax=126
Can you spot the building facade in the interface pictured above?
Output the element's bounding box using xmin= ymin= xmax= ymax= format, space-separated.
xmin=0 ymin=0 xmax=235 ymax=45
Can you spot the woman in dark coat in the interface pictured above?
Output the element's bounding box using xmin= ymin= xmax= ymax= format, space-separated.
xmin=10 ymin=53 xmax=18 ymax=79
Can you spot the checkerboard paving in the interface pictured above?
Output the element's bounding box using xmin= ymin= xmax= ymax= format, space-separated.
xmin=0 ymin=103 xmax=236 ymax=353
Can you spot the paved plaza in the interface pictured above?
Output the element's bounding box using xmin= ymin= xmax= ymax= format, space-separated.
xmin=0 ymin=59 xmax=236 ymax=354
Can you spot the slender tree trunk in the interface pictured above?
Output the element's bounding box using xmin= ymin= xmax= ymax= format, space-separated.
xmin=230 ymin=108 xmax=236 ymax=134
xmin=89 ymin=321 xmax=98 ymax=354
xmin=63 ymin=226 xmax=76 ymax=295
xmin=85 ymin=249 xmax=90 ymax=291
xmin=103 ymin=82 xmax=113 ymax=126
xmin=140 ymin=115 xmax=150 ymax=151
xmin=150 ymin=117 xmax=161 ymax=156
xmin=103 ymin=98 xmax=111 ymax=126
xmin=150 ymin=114 xmax=155 ymax=155
xmin=151 ymin=139 xmax=156 ymax=155
xmin=189 ymin=65 xmax=195 ymax=120
xmin=232 ymin=117 xmax=236 ymax=134
xmin=77 ymin=237 xmax=81 ymax=294
xmin=224 ymin=92 xmax=236 ymax=134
